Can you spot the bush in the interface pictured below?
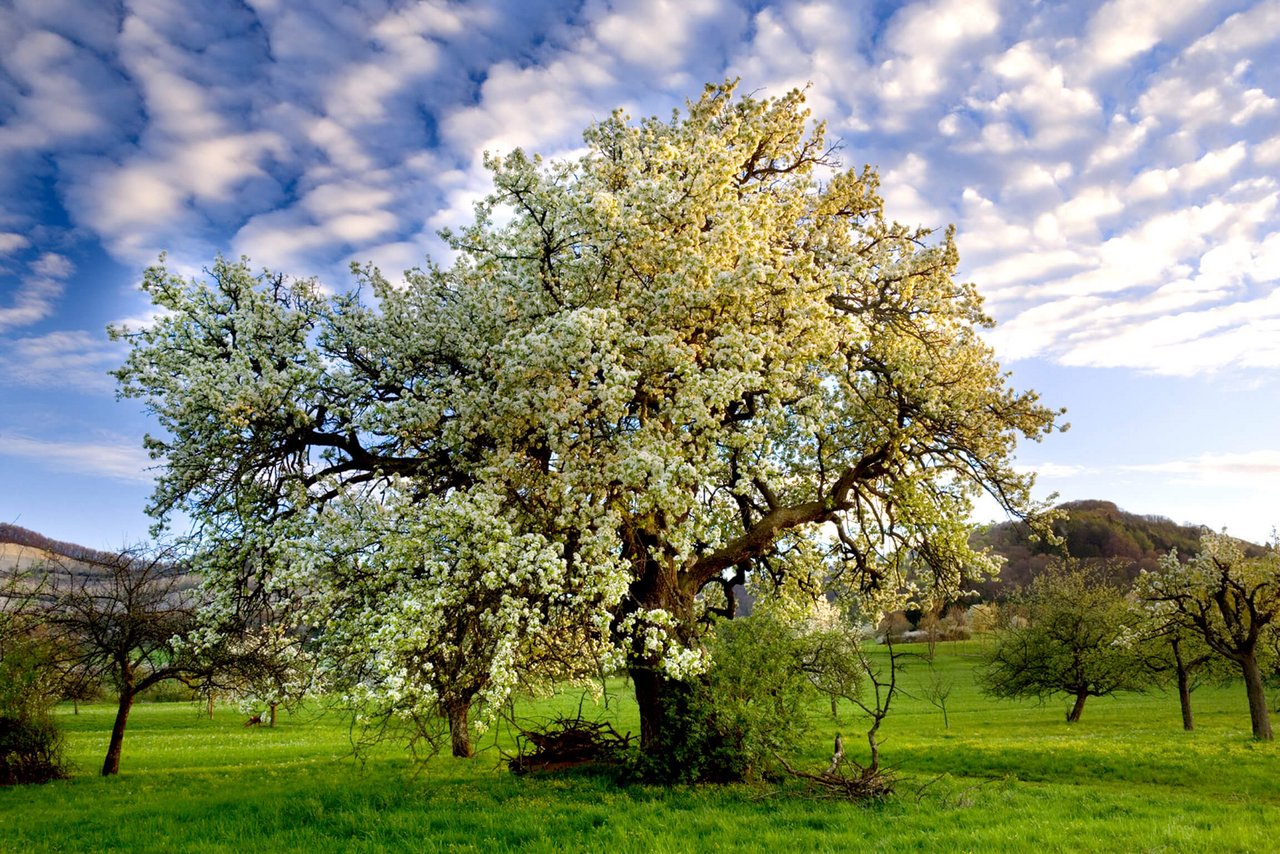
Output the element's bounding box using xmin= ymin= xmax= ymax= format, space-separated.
xmin=635 ymin=614 xmax=859 ymax=784
xmin=0 ymin=636 xmax=69 ymax=785
xmin=0 ymin=715 xmax=67 ymax=786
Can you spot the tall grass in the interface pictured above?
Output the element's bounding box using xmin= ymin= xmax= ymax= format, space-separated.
xmin=2 ymin=642 xmax=1276 ymax=852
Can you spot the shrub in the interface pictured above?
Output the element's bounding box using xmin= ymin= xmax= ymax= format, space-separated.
xmin=635 ymin=614 xmax=860 ymax=784
xmin=0 ymin=636 xmax=68 ymax=785
xmin=0 ymin=715 xmax=67 ymax=786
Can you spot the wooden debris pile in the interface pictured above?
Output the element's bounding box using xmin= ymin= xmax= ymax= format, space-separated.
xmin=508 ymin=713 xmax=634 ymax=775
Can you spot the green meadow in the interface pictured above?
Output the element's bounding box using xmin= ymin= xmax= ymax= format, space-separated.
xmin=3 ymin=642 xmax=1277 ymax=852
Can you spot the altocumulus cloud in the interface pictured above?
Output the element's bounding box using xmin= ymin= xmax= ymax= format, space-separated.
xmin=0 ymin=0 xmax=1276 ymax=376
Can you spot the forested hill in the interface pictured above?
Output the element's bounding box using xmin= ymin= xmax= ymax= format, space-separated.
xmin=967 ymin=500 xmax=1208 ymax=599
xmin=0 ymin=523 xmax=116 ymax=564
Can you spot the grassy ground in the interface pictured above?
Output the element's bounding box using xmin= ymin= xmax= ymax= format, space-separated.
xmin=3 ymin=641 xmax=1277 ymax=852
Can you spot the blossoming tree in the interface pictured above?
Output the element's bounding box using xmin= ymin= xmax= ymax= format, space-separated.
xmin=1139 ymin=531 xmax=1280 ymax=740
xmin=112 ymin=83 xmax=1060 ymax=768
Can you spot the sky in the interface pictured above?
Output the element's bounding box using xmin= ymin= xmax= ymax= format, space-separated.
xmin=1 ymin=0 xmax=1277 ymax=551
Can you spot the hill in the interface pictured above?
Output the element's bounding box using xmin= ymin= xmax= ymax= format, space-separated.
xmin=0 ymin=523 xmax=117 ymax=564
xmin=967 ymin=499 xmax=1208 ymax=599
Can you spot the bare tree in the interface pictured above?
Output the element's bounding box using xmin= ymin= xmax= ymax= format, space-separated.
xmin=44 ymin=545 xmax=203 ymax=775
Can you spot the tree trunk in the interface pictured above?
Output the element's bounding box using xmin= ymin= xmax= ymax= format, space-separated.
xmin=446 ymin=699 xmax=473 ymax=758
xmin=1066 ymin=691 xmax=1088 ymax=723
xmin=631 ymin=666 xmax=667 ymax=752
xmin=207 ymin=693 xmax=215 ymax=720
xmin=1173 ymin=646 xmax=1195 ymax=731
xmin=268 ymin=701 xmax=278 ymax=728
xmin=1241 ymin=653 xmax=1273 ymax=741
xmin=622 ymin=554 xmax=704 ymax=773
xmin=1176 ymin=667 xmax=1195 ymax=731
xmin=102 ymin=690 xmax=134 ymax=776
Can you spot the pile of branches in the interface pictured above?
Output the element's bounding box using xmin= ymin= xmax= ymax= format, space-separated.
xmin=508 ymin=712 xmax=634 ymax=775
xmin=782 ymin=759 xmax=896 ymax=802
xmin=776 ymin=737 xmax=896 ymax=802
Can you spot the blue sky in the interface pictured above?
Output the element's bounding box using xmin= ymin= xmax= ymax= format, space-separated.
xmin=1 ymin=0 xmax=1277 ymax=550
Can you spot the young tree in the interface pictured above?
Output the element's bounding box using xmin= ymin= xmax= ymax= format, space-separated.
xmin=111 ymin=82 xmax=1061 ymax=774
xmin=978 ymin=563 xmax=1154 ymax=722
xmin=44 ymin=546 xmax=204 ymax=775
xmin=1138 ymin=531 xmax=1280 ymax=740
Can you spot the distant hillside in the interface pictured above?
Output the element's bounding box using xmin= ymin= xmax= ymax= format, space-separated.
xmin=967 ymin=499 xmax=1209 ymax=599
xmin=0 ymin=523 xmax=116 ymax=564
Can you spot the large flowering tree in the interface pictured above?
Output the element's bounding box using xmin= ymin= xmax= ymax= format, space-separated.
xmin=113 ymin=83 xmax=1060 ymax=764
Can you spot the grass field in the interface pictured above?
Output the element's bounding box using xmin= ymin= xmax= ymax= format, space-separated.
xmin=3 ymin=641 xmax=1277 ymax=852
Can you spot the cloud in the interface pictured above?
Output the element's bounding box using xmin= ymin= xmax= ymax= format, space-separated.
xmin=875 ymin=0 xmax=1003 ymax=110
xmin=1124 ymin=450 xmax=1280 ymax=485
xmin=0 ymin=251 xmax=75 ymax=332
xmin=1078 ymin=0 xmax=1224 ymax=73
xmin=0 ymin=233 xmax=31 ymax=255
xmin=0 ymin=328 xmax=123 ymax=392
xmin=1016 ymin=462 xmax=1093 ymax=479
xmin=1186 ymin=0 xmax=1280 ymax=55
xmin=0 ymin=432 xmax=154 ymax=484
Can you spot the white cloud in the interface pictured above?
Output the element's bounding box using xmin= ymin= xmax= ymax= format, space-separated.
xmin=593 ymin=0 xmax=727 ymax=72
xmin=874 ymin=0 xmax=1000 ymax=112
xmin=0 ymin=328 xmax=122 ymax=392
xmin=0 ymin=432 xmax=153 ymax=483
xmin=1079 ymin=0 xmax=1221 ymax=73
xmin=1124 ymin=449 xmax=1280 ymax=485
xmin=1186 ymin=0 xmax=1280 ymax=55
xmin=1136 ymin=59 xmax=1278 ymax=129
xmin=0 ymin=251 xmax=74 ymax=332
xmin=0 ymin=233 xmax=31 ymax=255
xmin=1016 ymin=462 xmax=1093 ymax=479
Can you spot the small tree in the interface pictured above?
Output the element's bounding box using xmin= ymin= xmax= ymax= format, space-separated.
xmin=978 ymin=562 xmax=1153 ymax=722
xmin=44 ymin=546 xmax=204 ymax=775
xmin=1140 ymin=613 xmax=1235 ymax=731
xmin=1138 ymin=531 xmax=1280 ymax=740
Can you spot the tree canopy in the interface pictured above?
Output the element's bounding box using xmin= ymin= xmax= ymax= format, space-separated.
xmin=978 ymin=561 xmax=1154 ymax=723
xmin=112 ymin=82 xmax=1061 ymax=769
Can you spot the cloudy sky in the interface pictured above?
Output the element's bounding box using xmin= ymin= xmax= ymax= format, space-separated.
xmin=1 ymin=0 xmax=1277 ymax=550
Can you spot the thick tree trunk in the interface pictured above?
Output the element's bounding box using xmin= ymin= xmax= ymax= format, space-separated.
xmin=1241 ymin=654 xmax=1273 ymax=741
xmin=446 ymin=699 xmax=473 ymax=758
xmin=1066 ymin=691 xmax=1088 ymax=723
xmin=268 ymin=701 xmax=278 ymax=728
xmin=631 ymin=666 xmax=667 ymax=752
xmin=102 ymin=690 xmax=134 ymax=776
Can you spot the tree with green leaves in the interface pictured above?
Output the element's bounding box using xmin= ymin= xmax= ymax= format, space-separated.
xmin=978 ymin=562 xmax=1154 ymax=723
xmin=1138 ymin=531 xmax=1280 ymax=740
xmin=111 ymin=82 xmax=1060 ymax=776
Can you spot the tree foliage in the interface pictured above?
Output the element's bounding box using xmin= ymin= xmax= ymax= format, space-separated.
xmin=978 ymin=562 xmax=1154 ymax=722
xmin=111 ymin=82 xmax=1060 ymax=773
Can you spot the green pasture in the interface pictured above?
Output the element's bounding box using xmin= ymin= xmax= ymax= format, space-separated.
xmin=3 ymin=642 xmax=1277 ymax=852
